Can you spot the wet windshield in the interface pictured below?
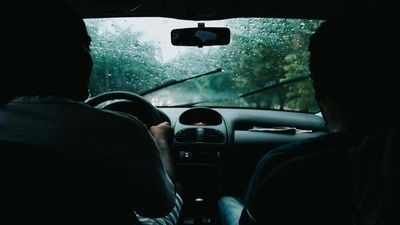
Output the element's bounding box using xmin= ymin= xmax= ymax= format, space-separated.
xmin=85 ymin=17 xmax=322 ymax=113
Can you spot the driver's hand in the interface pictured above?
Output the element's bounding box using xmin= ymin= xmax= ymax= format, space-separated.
xmin=150 ymin=122 xmax=173 ymax=146
xmin=150 ymin=122 xmax=177 ymax=183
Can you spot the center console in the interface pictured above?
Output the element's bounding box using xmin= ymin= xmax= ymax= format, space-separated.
xmin=173 ymin=107 xmax=227 ymax=224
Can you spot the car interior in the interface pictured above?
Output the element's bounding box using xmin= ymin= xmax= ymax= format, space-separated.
xmin=3 ymin=0 xmax=396 ymax=225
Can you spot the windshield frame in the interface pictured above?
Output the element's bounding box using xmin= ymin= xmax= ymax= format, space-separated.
xmin=85 ymin=16 xmax=322 ymax=113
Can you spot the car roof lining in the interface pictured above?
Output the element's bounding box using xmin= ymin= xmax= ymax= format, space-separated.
xmin=66 ymin=0 xmax=371 ymax=20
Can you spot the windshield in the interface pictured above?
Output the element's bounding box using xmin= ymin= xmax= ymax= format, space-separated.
xmin=85 ymin=17 xmax=322 ymax=113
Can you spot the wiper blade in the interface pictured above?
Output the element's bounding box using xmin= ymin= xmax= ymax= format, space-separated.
xmin=167 ymin=96 xmax=241 ymax=107
xmin=239 ymin=75 xmax=310 ymax=97
xmin=140 ymin=68 xmax=223 ymax=96
xmin=167 ymin=75 xmax=310 ymax=107
xmin=167 ymin=100 xmax=210 ymax=107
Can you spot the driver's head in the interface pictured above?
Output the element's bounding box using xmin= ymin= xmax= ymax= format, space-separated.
xmin=308 ymin=12 xmax=400 ymax=133
xmin=1 ymin=1 xmax=92 ymax=102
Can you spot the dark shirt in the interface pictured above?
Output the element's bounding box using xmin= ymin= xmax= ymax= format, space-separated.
xmin=0 ymin=96 xmax=175 ymax=217
xmin=351 ymin=125 xmax=400 ymax=225
xmin=241 ymin=132 xmax=361 ymax=225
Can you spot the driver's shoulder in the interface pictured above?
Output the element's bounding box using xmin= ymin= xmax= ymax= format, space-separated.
xmin=83 ymin=105 xmax=148 ymax=131
xmin=102 ymin=108 xmax=144 ymax=126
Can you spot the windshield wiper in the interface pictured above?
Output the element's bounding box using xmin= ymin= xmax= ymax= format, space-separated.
xmin=168 ymin=75 xmax=310 ymax=107
xmin=239 ymin=75 xmax=310 ymax=97
xmin=168 ymin=100 xmax=211 ymax=107
xmin=140 ymin=68 xmax=223 ymax=96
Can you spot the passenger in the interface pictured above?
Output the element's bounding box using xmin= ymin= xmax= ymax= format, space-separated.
xmin=0 ymin=1 xmax=182 ymax=225
xmin=218 ymin=11 xmax=399 ymax=225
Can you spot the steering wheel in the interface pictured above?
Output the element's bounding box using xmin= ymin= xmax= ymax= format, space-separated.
xmin=85 ymin=91 xmax=164 ymax=128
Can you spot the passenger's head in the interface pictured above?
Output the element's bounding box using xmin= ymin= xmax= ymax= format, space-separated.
xmin=1 ymin=1 xmax=92 ymax=102
xmin=308 ymin=12 xmax=399 ymax=134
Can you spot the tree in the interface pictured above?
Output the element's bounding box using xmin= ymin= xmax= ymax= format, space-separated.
xmin=86 ymin=18 xmax=164 ymax=96
xmin=85 ymin=17 xmax=322 ymax=112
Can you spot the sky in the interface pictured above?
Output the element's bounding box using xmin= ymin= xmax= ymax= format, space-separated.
xmin=85 ymin=17 xmax=226 ymax=62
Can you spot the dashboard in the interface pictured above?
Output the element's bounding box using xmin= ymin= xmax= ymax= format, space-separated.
xmin=174 ymin=108 xmax=227 ymax=164
xmin=158 ymin=106 xmax=328 ymax=222
xmin=96 ymin=95 xmax=329 ymax=223
xmin=168 ymin=107 xmax=328 ymax=163
xmin=97 ymin=98 xmax=329 ymax=222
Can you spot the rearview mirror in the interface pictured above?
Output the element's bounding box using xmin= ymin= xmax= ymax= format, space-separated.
xmin=171 ymin=23 xmax=230 ymax=47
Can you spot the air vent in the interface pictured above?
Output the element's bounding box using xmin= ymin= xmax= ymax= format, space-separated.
xmin=201 ymin=128 xmax=225 ymax=143
xmin=175 ymin=128 xmax=198 ymax=142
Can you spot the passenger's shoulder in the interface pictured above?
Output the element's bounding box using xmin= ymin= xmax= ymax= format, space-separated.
xmin=258 ymin=133 xmax=340 ymax=166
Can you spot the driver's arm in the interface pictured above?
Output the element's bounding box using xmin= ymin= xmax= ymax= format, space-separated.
xmin=100 ymin=110 xmax=180 ymax=218
xmin=118 ymin=117 xmax=176 ymax=217
xmin=150 ymin=122 xmax=177 ymax=184
xmin=134 ymin=121 xmax=184 ymax=225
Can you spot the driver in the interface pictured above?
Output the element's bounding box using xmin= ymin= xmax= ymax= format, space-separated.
xmin=0 ymin=1 xmax=182 ymax=224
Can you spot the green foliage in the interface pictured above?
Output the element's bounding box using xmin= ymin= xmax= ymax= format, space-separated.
xmin=86 ymin=18 xmax=322 ymax=113
xmin=86 ymin=19 xmax=165 ymax=96
xmin=173 ymin=18 xmax=321 ymax=112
